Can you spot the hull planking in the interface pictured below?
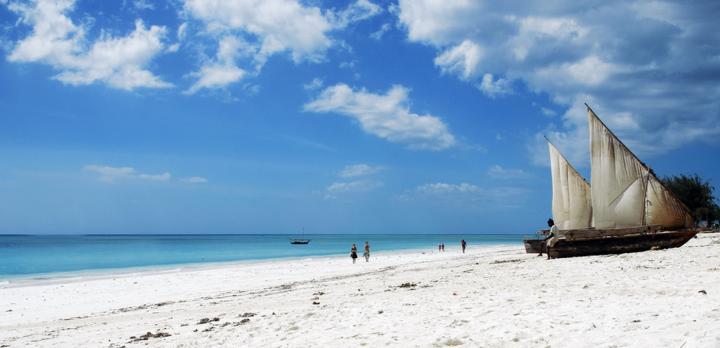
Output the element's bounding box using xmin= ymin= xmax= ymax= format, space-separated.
xmin=547 ymin=228 xmax=697 ymax=259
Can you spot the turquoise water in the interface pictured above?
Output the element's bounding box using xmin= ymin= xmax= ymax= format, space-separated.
xmin=0 ymin=234 xmax=524 ymax=278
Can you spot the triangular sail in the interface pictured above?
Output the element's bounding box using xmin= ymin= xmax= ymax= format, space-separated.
xmin=645 ymin=175 xmax=693 ymax=228
xmin=548 ymin=141 xmax=592 ymax=229
xmin=588 ymin=107 xmax=693 ymax=229
xmin=589 ymin=108 xmax=649 ymax=228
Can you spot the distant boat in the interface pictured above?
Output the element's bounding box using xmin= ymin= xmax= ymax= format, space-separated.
xmin=525 ymin=104 xmax=697 ymax=258
xmin=290 ymin=239 xmax=311 ymax=245
xmin=290 ymin=227 xmax=310 ymax=245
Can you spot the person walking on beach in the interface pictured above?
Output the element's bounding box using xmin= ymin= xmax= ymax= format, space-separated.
xmin=461 ymin=239 xmax=467 ymax=253
xmin=539 ymin=218 xmax=559 ymax=258
xmin=363 ymin=241 xmax=370 ymax=262
xmin=350 ymin=244 xmax=358 ymax=264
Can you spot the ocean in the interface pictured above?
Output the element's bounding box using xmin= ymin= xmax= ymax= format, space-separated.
xmin=0 ymin=234 xmax=525 ymax=279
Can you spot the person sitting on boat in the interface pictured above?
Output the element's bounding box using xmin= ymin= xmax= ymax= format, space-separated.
xmin=539 ymin=218 xmax=559 ymax=258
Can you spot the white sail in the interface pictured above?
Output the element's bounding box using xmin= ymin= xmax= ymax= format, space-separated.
xmin=588 ymin=107 xmax=693 ymax=229
xmin=589 ymin=109 xmax=649 ymax=228
xmin=645 ymin=175 xmax=693 ymax=228
xmin=548 ymin=141 xmax=592 ymax=229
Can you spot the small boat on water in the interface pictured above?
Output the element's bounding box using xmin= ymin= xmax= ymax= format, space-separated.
xmin=525 ymin=104 xmax=697 ymax=258
xmin=290 ymin=228 xmax=311 ymax=245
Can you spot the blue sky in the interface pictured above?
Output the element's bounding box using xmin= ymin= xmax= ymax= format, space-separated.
xmin=0 ymin=0 xmax=718 ymax=234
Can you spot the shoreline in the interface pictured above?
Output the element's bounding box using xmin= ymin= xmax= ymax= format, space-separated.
xmin=2 ymin=235 xmax=718 ymax=347
xmin=0 ymin=233 xmax=527 ymax=282
xmin=0 ymin=241 xmax=521 ymax=285
xmin=0 ymin=243 xmax=520 ymax=288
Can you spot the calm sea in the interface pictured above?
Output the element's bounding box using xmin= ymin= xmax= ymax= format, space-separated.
xmin=0 ymin=234 xmax=524 ymax=279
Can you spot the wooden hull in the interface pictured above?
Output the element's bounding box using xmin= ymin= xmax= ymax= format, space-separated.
xmin=547 ymin=228 xmax=697 ymax=259
xmin=523 ymin=239 xmax=544 ymax=254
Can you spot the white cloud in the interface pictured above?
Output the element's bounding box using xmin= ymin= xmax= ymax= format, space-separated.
xmin=304 ymin=83 xmax=456 ymax=150
xmin=329 ymin=0 xmax=382 ymax=29
xmin=83 ymin=165 xmax=135 ymax=183
xmin=132 ymin=0 xmax=153 ymax=11
xmin=434 ymin=40 xmax=482 ymax=80
xmin=181 ymin=176 xmax=208 ymax=184
xmin=184 ymin=0 xmax=332 ymax=64
xmin=185 ymin=64 xmax=244 ymax=94
xmin=339 ymin=164 xmax=383 ymax=178
xmin=320 ymin=163 xmax=383 ymax=198
xmin=137 ymin=172 xmax=172 ymax=181
xmin=166 ymin=43 xmax=180 ymax=53
xmin=83 ymin=165 xmax=171 ymax=183
xmin=370 ymin=23 xmax=391 ymax=40
xmin=183 ymin=64 xmax=246 ymax=95
xmin=396 ymin=0 xmax=481 ymax=46
xmin=177 ymin=22 xmax=188 ymax=41
xmin=540 ymin=107 xmax=557 ymax=117
xmin=487 ymin=165 xmax=530 ymax=179
xmin=396 ymin=0 xmax=720 ymax=159
xmin=410 ymin=181 xmax=528 ymax=207
xmin=185 ymin=35 xmax=248 ymax=94
xmin=7 ymin=0 xmax=170 ymax=90
xmin=478 ymin=73 xmax=512 ymax=98
xmin=339 ymin=60 xmax=356 ymax=69
xmin=303 ymin=77 xmax=324 ymax=91
xmin=325 ymin=180 xmax=382 ymax=199
xmin=417 ymin=182 xmax=481 ymax=195
xmin=183 ymin=0 xmax=381 ymax=93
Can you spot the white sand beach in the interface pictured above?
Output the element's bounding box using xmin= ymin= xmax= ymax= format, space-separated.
xmin=2 ymin=234 xmax=719 ymax=347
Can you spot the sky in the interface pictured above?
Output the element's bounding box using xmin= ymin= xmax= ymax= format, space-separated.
xmin=0 ymin=0 xmax=718 ymax=234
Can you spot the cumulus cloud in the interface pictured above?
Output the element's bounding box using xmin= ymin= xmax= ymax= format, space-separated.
xmin=182 ymin=0 xmax=380 ymax=93
xmin=185 ymin=35 xmax=247 ymax=94
xmin=304 ymin=83 xmax=456 ymax=150
xmin=6 ymin=0 xmax=170 ymax=90
xmin=180 ymin=0 xmax=333 ymax=92
xmin=434 ymin=40 xmax=482 ymax=80
xmin=478 ymin=73 xmax=512 ymax=98
xmin=83 ymin=165 xmax=171 ymax=183
xmin=339 ymin=163 xmax=383 ymax=178
xmin=185 ymin=64 xmax=244 ymax=94
xmin=396 ymin=0 xmax=720 ymax=162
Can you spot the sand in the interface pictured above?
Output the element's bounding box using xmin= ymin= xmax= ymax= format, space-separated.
xmin=1 ymin=234 xmax=719 ymax=347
